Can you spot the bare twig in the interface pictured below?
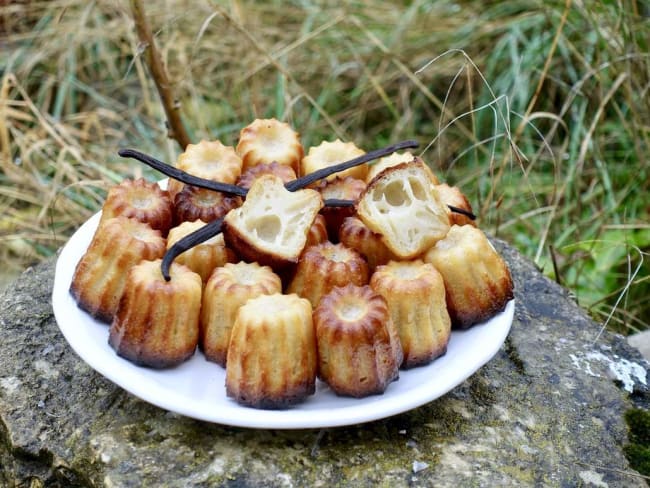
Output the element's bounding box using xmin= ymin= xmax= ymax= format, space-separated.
xmin=130 ymin=0 xmax=191 ymax=150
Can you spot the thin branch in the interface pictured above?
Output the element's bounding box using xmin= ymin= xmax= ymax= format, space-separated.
xmin=130 ymin=0 xmax=191 ymax=150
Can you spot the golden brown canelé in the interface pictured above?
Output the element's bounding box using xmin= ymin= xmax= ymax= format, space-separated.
xmin=201 ymin=262 xmax=282 ymax=367
xmin=370 ymin=260 xmax=451 ymax=368
xmin=317 ymin=176 xmax=367 ymax=241
xmin=166 ymin=220 xmax=236 ymax=283
xmin=226 ymin=293 xmax=317 ymax=408
xmin=314 ymin=284 xmax=403 ymax=397
xmin=108 ymin=259 xmax=203 ymax=368
xmin=423 ymin=225 xmax=514 ymax=329
xmin=435 ymin=183 xmax=476 ymax=227
xmin=305 ymin=214 xmax=329 ymax=248
xmin=100 ymin=178 xmax=173 ymax=235
xmin=173 ymin=185 xmax=242 ymax=224
xmin=167 ymin=140 xmax=243 ymax=199
xmin=286 ymin=241 xmax=369 ymax=308
xmin=301 ymin=139 xmax=367 ymax=183
xmin=236 ymin=161 xmax=297 ymax=190
xmin=236 ymin=118 xmax=304 ymax=174
xmin=338 ymin=216 xmax=400 ymax=273
xmin=70 ymin=216 xmax=166 ymax=323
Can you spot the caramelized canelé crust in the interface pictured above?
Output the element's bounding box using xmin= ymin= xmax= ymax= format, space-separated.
xmin=301 ymin=139 xmax=367 ymax=183
xmin=236 ymin=118 xmax=304 ymax=174
xmin=166 ymin=220 xmax=236 ymax=283
xmin=226 ymin=293 xmax=317 ymax=409
xmin=366 ymin=153 xmax=439 ymax=185
xmin=167 ymin=140 xmax=242 ymax=198
xmin=305 ymin=214 xmax=329 ymax=248
xmin=236 ymin=161 xmax=297 ymax=190
xmin=173 ymin=185 xmax=242 ymax=224
xmin=287 ymin=241 xmax=369 ymax=308
xmin=370 ymin=260 xmax=451 ymax=368
xmin=108 ymin=259 xmax=202 ymax=368
xmin=70 ymin=216 xmax=166 ymax=323
xmin=317 ymin=176 xmax=367 ymax=241
xmin=201 ymin=262 xmax=282 ymax=367
xmin=338 ymin=216 xmax=400 ymax=273
xmin=100 ymin=178 xmax=173 ymax=234
xmin=424 ymin=225 xmax=514 ymax=329
xmin=435 ymin=183 xmax=476 ymax=227
xmin=314 ymin=284 xmax=403 ymax=397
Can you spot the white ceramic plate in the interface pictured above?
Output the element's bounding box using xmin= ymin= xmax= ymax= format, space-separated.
xmin=52 ymin=211 xmax=514 ymax=429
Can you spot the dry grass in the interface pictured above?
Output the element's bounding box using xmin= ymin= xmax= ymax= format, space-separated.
xmin=1 ymin=0 xmax=648 ymax=331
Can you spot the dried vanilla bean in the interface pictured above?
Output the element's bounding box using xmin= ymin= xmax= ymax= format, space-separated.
xmin=285 ymin=140 xmax=419 ymax=191
xmin=120 ymin=140 xmax=419 ymax=198
xmin=118 ymin=149 xmax=247 ymax=197
xmin=447 ymin=205 xmax=476 ymax=220
xmin=323 ymin=199 xmax=476 ymax=220
xmin=323 ymin=198 xmax=355 ymax=207
xmin=161 ymin=217 xmax=224 ymax=281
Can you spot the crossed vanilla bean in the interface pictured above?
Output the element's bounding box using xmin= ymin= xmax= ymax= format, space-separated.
xmin=118 ymin=140 xmax=419 ymax=196
xmin=119 ymin=139 xmax=475 ymax=279
xmin=118 ymin=149 xmax=248 ymax=197
xmin=285 ymin=140 xmax=419 ymax=191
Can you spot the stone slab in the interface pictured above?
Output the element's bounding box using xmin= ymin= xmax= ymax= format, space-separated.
xmin=0 ymin=241 xmax=648 ymax=487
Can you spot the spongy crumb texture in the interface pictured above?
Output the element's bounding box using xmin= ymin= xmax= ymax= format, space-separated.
xmin=223 ymin=175 xmax=323 ymax=267
xmin=356 ymin=162 xmax=450 ymax=259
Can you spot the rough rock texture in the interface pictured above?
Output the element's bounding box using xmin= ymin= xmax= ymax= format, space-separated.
xmin=1 ymin=241 xmax=648 ymax=487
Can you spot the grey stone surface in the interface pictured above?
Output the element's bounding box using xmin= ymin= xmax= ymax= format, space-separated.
xmin=0 ymin=241 xmax=648 ymax=487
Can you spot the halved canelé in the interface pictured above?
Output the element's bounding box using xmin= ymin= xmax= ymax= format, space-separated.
xmin=356 ymin=161 xmax=450 ymax=259
xmin=222 ymin=174 xmax=323 ymax=271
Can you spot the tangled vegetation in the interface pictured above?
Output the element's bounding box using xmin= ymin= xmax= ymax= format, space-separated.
xmin=1 ymin=0 xmax=648 ymax=332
